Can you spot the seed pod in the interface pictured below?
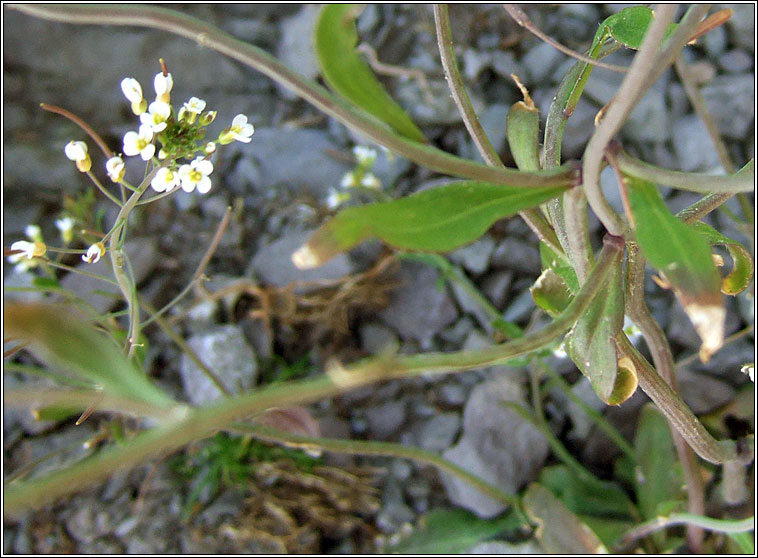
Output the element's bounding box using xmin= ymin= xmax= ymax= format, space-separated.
xmin=506 ymin=74 xmax=541 ymax=172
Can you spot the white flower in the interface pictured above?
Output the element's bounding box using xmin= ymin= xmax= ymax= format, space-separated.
xmin=178 ymin=97 xmax=206 ymax=123
xmin=151 ymin=167 xmax=180 ymax=193
xmin=326 ymin=188 xmax=350 ymax=209
xmin=25 ymin=225 xmax=43 ymax=242
xmin=123 ymin=124 xmax=156 ymax=161
xmin=353 ymin=145 xmax=377 ymax=167
xmin=360 ymin=172 xmax=381 ymax=189
xmin=64 ymin=140 xmax=92 ymax=172
xmin=140 ymin=101 xmax=171 ymax=132
xmin=8 ymin=240 xmax=45 ymax=272
xmin=203 ymin=141 xmax=216 ymax=155
xmin=340 ymin=171 xmax=358 ymax=188
xmin=82 ymin=242 xmax=105 ymax=264
xmin=741 ymin=363 xmax=754 ymax=382
xmin=120 ymin=77 xmax=147 ymax=115
xmin=55 ymin=217 xmax=75 ymax=243
xmin=218 ymin=114 xmax=254 ymax=144
xmin=106 ymin=156 xmax=126 ymax=183
xmin=154 ymin=72 xmax=173 ymax=104
xmin=178 ymin=158 xmax=213 ymax=193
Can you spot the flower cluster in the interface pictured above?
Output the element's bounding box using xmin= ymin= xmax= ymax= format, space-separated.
xmin=327 ymin=145 xmax=383 ymax=209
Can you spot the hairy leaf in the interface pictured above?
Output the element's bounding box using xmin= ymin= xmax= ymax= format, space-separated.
xmin=293 ymin=181 xmax=566 ymax=268
xmin=315 ymin=4 xmax=426 ymax=143
xmin=626 ymin=176 xmax=724 ymax=361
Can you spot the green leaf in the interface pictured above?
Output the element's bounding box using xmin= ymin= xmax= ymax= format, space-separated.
xmin=691 ymin=222 xmax=754 ymax=296
xmin=531 ymin=268 xmax=573 ymax=317
xmin=523 ymin=483 xmax=608 ymax=554
xmin=383 ymin=508 xmax=525 ymax=554
xmin=293 ymin=181 xmax=566 ymax=267
xmin=634 ymin=404 xmax=686 ymax=521
xmin=626 ymin=175 xmax=724 ymax=361
xmin=565 ymin=250 xmax=636 ymax=404
xmin=4 ymin=302 xmax=175 ymax=409
xmin=539 ymin=465 xmax=638 ymax=521
xmin=32 ymin=276 xmax=61 ymax=290
xmin=591 ymin=6 xmax=681 ymax=53
xmin=315 ymin=4 xmax=426 ymax=143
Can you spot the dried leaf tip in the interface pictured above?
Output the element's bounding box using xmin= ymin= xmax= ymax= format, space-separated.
xmin=291 ymin=244 xmax=320 ymax=270
xmin=685 ymin=303 xmax=726 ymax=363
xmin=510 ymin=73 xmax=536 ymax=111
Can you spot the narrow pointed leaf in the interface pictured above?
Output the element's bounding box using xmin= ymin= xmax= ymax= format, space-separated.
xmin=634 ymin=404 xmax=686 ymax=520
xmin=691 ymin=222 xmax=754 ymax=296
xmin=293 ymin=181 xmax=566 ymax=268
xmin=315 ymin=4 xmax=426 ymax=143
xmin=523 ymin=483 xmax=608 ymax=554
xmin=566 ymin=250 xmax=635 ymax=404
xmin=626 ymin=176 xmax=724 ymax=361
xmin=4 ymin=302 xmax=175 ymax=409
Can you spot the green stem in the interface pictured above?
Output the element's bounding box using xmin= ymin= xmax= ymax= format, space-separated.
xmin=616 ymin=151 xmax=754 ymax=194
xmin=10 ymin=3 xmax=577 ymax=189
xmin=582 ymin=4 xmax=679 ymax=237
xmin=617 ymin=334 xmax=739 ymax=465
xmin=432 ymin=3 xmax=562 ymax=254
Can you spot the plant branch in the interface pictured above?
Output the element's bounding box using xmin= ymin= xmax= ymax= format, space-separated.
xmin=582 ymin=4 xmax=678 ymax=237
xmin=615 ymin=151 xmax=754 ymax=193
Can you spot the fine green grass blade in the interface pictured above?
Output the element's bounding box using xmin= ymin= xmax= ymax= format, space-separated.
xmin=691 ymin=222 xmax=754 ymax=296
xmin=293 ymin=181 xmax=566 ymax=268
xmin=315 ymin=4 xmax=426 ymax=143
xmin=626 ymin=176 xmax=724 ymax=361
xmin=4 ymin=302 xmax=176 ymax=409
xmin=634 ymin=404 xmax=686 ymax=521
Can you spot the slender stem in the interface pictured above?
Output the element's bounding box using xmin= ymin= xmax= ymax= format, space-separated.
xmin=86 ymin=171 xmax=123 ymax=207
xmin=614 ymin=513 xmax=755 ymax=552
xmin=10 ymin=3 xmax=577 ymax=189
xmin=563 ymin=186 xmax=593 ymax=283
xmin=625 ymin=241 xmax=705 ymax=551
xmin=582 ymin=4 xmax=678 ymax=237
xmin=678 ymin=192 xmax=738 ymax=223
xmin=229 ymin=422 xmax=524 ymax=514
xmin=616 ymin=151 xmax=754 ymax=194
xmin=39 ymin=102 xmax=114 ymax=158
xmin=432 ymin=3 xmax=562 ymax=255
xmin=503 ymin=4 xmax=628 ymax=73
xmin=617 ymin=334 xmax=738 ymax=465
xmin=42 ymin=260 xmax=120 ymax=286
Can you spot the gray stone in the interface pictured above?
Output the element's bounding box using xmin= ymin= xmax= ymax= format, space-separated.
xmin=451 ymin=281 xmax=494 ymax=333
xmin=378 ymin=261 xmax=458 ymax=345
xmin=718 ymin=49 xmax=753 ymax=74
xmin=439 ymin=316 xmax=476 ymax=345
xmin=623 ymin=86 xmax=670 ymax=142
xmin=676 ymin=369 xmax=737 ymax=415
xmin=560 ymin=97 xmax=598 ymax=159
xmin=481 ymin=270 xmax=513 ymax=309
xmin=702 ymin=22 xmax=728 ymax=57
xmin=473 ymin=104 xmax=510 ymax=164
xmin=360 ymin=322 xmax=400 ymax=354
xmin=365 ymin=400 xmax=407 ymax=440
xmin=395 ymin=78 xmax=482 ymax=125
xmin=672 ymin=115 xmax=722 ymax=172
xmin=600 ymin=164 xmax=625 ymax=214
xmin=491 ymin=237 xmax=541 ymax=275
xmin=376 ymin=478 xmax=415 ymax=533
xmin=491 ymin=51 xmax=523 ymax=81
xmin=416 ymin=412 xmax=461 ymax=452
xmin=449 ymin=236 xmax=496 ymax=275
xmin=440 ymin=376 xmax=548 ymax=518
xmin=438 ymin=381 xmax=468 ymax=407
xmin=249 ymin=229 xmax=354 ymax=293
xmin=667 ymin=298 xmax=703 ymax=351
xmin=245 ymin=128 xmax=352 ymax=198
xmin=469 ymin=540 xmax=543 ymax=554
xmin=724 ymin=3 xmax=755 ymax=52
xmin=462 ymin=48 xmax=493 ymax=82
xmin=523 ymin=42 xmax=564 ymax=83
xmin=276 ymin=5 xmax=321 ymax=100
xmin=701 ymin=75 xmax=755 ymax=139
xmin=179 ymin=325 xmax=257 ymax=406
xmin=502 ymin=288 xmax=536 ymax=324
